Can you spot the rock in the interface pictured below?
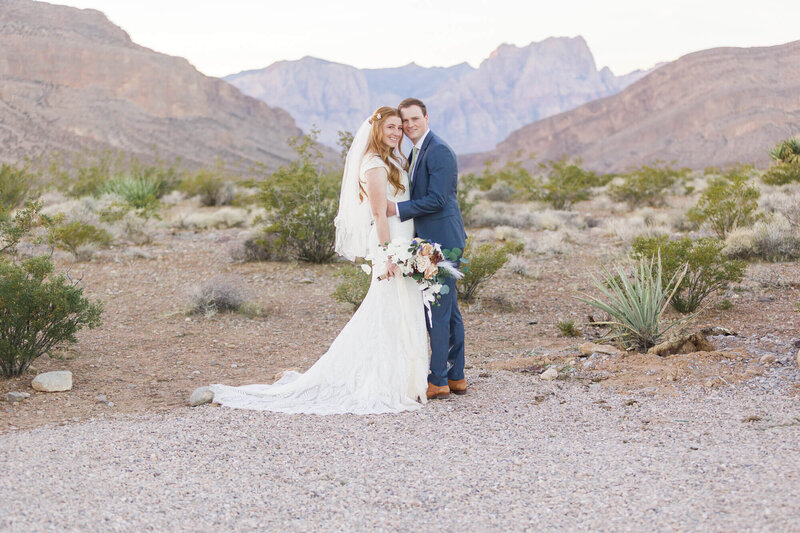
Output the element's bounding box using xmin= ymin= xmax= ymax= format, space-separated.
xmin=31 ymin=371 xmax=73 ymax=392
xmin=796 ymin=349 xmax=800 ymax=367
xmin=647 ymin=333 xmax=714 ymax=357
xmin=540 ymin=367 xmax=559 ymax=381
xmin=6 ymin=391 xmax=30 ymax=403
xmin=759 ymin=354 xmax=776 ymax=365
xmin=95 ymin=395 xmax=108 ymax=403
xmin=701 ymin=326 xmax=737 ymax=336
xmin=579 ymin=342 xmax=622 ymax=357
xmin=189 ymin=387 xmax=214 ymax=407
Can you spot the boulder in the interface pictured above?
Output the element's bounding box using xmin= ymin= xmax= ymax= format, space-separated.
xmin=6 ymin=391 xmax=30 ymax=403
xmin=579 ymin=342 xmax=622 ymax=357
xmin=540 ymin=367 xmax=559 ymax=381
xmin=647 ymin=333 xmax=714 ymax=357
xmin=31 ymin=371 xmax=73 ymax=392
xmin=189 ymin=386 xmax=214 ymax=407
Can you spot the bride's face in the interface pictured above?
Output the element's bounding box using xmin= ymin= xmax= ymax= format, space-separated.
xmin=381 ymin=117 xmax=403 ymax=149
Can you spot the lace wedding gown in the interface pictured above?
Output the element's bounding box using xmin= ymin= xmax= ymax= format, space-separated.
xmin=209 ymin=154 xmax=429 ymax=414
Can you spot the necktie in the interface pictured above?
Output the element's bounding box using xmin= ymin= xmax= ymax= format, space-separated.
xmin=409 ymin=146 xmax=419 ymax=183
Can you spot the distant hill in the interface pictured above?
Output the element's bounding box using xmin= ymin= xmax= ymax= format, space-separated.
xmin=0 ymin=0 xmax=303 ymax=171
xmin=461 ymin=41 xmax=800 ymax=173
xmin=225 ymin=37 xmax=647 ymax=152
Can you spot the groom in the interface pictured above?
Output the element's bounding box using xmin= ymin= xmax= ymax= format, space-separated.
xmin=387 ymin=98 xmax=468 ymax=400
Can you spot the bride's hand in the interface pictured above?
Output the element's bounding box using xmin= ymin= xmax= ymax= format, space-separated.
xmin=385 ymin=260 xmax=399 ymax=279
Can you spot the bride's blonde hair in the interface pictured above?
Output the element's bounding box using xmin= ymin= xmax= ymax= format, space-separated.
xmin=360 ymin=106 xmax=408 ymax=200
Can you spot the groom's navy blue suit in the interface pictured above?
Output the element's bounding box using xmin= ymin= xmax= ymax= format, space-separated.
xmin=397 ymin=130 xmax=468 ymax=387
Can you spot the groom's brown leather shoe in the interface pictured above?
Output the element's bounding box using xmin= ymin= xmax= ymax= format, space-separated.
xmin=426 ymin=383 xmax=450 ymax=400
xmin=448 ymin=379 xmax=467 ymax=395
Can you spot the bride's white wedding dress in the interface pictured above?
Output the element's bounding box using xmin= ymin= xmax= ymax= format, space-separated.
xmin=209 ymin=154 xmax=429 ymax=414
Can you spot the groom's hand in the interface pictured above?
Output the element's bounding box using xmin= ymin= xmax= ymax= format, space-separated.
xmin=386 ymin=201 xmax=397 ymax=217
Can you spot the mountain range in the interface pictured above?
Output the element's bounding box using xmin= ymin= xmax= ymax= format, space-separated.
xmin=460 ymin=40 xmax=800 ymax=173
xmin=225 ymin=37 xmax=648 ymax=152
xmin=0 ymin=0 xmax=303 ymax=171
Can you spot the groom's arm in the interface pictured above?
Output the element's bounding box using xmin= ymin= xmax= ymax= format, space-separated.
xmin=396 ymin=144 xmax=457 ymax=222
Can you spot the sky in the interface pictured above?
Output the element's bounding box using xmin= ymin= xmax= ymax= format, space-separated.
xmin=59 ymin=0 xmax=799 ymax=78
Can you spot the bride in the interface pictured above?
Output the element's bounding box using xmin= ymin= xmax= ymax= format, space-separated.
xmin=210 ymin=107 xmax=429 ymax=414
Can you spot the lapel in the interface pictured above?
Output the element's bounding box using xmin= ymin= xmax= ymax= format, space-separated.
xmin=411 ymin=131 xmax=434 ymax=196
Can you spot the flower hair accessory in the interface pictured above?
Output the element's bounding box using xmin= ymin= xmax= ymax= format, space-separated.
xmin=375 ymin=113 xmax=382 ymax=120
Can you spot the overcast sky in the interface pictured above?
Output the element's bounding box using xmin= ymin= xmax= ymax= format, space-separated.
xmin=60 ymin=0 xmax=798 ymax=78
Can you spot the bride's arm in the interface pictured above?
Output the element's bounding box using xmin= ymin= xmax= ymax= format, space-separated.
xmin=365 ymin=167 xmax=398 ymax=277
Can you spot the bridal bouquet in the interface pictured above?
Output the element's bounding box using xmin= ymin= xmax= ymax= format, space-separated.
xmin=367 ymin=238 xmax=463 ymax=324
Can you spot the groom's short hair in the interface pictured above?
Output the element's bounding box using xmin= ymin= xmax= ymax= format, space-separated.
xmin=398 ymin=98 xmax=427 ymax=117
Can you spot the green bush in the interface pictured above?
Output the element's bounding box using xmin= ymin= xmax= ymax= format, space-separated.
xmin=463 ymin=157 xmax=537 ymax=200
xmin=457 ymin=173 xmax=479 ymax=222
xmin=536 ymin=156 xmax=610 ymax=210
xmin=557 ymin=320 xmax=580 ymax=337
xmin=0 ymin=257 xmax=103 ymax=376
xmin=332 ymin=265 xmax=371 ymax=310
xmin=0 ymin=163 xmax=33 ymax=211
xmin=631 ymin=235 xmax=745 ymax=313
xmin=179 ymin=166 xmax=235 ymax=206
xmin=0 ymin=209 xmax=103 ymax=377
xmin=609 ymin=162 xmax=689 ymax=207
xmin=260 ymin=132 xmax=340 ymax=263
xmin=578 ymin=254 xmax=688 ymax=352
xmin=688 ymin=166 xmax=761 ymax=238
xmin=50 ymin=220 xmax=113 ymax=257
xmin=457 ymin=238 xmax=521 ymax=303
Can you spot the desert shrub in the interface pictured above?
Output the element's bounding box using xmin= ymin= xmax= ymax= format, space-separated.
xmin=631 ymin=235 xmax=745 ymax=313
xmin=229 ymin=232 xmax=283 ymax=262
xmin=463 ymin=157 xmax=537 ymax=200
xmin=687 ymin=166 xmax=761 ymax=238
xmin=457 ymin=173 xmax=479 ymax=223
xmin=577 ymin=255 xmax=688 ymax=352
xmin=171 ymin=207 xmax=248 ymax=230
xmin=536 ymin=156 xmax=610 ymax=210
xmin=457 ymin=238 xmax=521 ymax=303
xmin=0 ymin=163 xmax=33 ymax=210
xmin=724 ymin=217 xmax=800 ymax=262
xmin=528 ymin=231 xmax=573 ymax=256
xmin=332 ymin=265 xmax=371 ymax=310
xmin=608 ymin=162 xmax=689 ymax=207
xmin=763 ymin=137 xmax=800 ymax=185
xmin=484 ymin=181 xmax=517 ymax=202
xmin=49 ymin=220 xmax=113 ymax=258
xmin=189 ymin=275 xmax=248 ymax=316
xmin=0 ymin=208 xmax=103 ymax=377
xmin=0 ymin=257 xmax=103 ymax=376
xmin=260 ymin=132 xmax=340 ymax=263
xmin=179 ymin=168 xmax=235 ymax=206
xmin=557 ymin=320 xmax=580 ymax=337
xmin=61 ymin=150 xmax=120 ymax=197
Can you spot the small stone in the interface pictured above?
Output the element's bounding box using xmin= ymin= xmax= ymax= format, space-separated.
xmin=231 ymin=363 xmax=238 ymax=369
xmin=31 ymin=371 xmax=73 ymax=392
xmin=540 ymin=367 xmax=559 ymax=381
xmin=95 ymin=395 xmax=108 ymax=403
xmin=107 ymin=402 xmax=115 ymax=407
xmin=189 ymin=386 xmax=214 ymax=406
xmin=6 ymin=392 xmax=30 ymax=403
xmin=185 ymin=317 xmax=191 ymax=322
xmin=579 ymin=342 xmax=621 ymax=357
xmin=759 ymin=354 xmax=776 ymax=365
xmin=299 ymin=278 xmax=313 ymax=284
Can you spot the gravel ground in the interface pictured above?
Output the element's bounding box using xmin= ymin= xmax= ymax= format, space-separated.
xmin=2 ymin=372 xmax=799 ymax=532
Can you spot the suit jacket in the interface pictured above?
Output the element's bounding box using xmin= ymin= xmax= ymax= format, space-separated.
xmin=397 ymin=131 xmax=467 ymax=251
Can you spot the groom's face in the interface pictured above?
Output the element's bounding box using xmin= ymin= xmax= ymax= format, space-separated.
xmin=400 ymin=105 xmax=429 ymax=144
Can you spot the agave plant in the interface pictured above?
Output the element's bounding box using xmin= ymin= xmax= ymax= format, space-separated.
xmin=769 ymin=137 xmax=800 ymax=164
xmin=577 ymin=254 xmax=689 ymax=352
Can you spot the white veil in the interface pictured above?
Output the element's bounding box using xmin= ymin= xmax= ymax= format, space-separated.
xmin=334 ymin=118 xmax=373 ymax=262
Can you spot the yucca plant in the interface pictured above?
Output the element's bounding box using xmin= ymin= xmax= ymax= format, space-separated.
xmin=769 ymin=137 xmax=800 ymax=164
xmin=577 ymin=254 xmax=689 ymax=352
xmin=104 ymin=175 xmax=163 ymax=210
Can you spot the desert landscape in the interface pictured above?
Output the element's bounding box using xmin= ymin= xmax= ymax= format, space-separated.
xmin=1 ymin=0 xmax=800 ymax=530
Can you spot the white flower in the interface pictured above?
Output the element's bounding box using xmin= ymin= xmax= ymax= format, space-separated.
xmin=415 ymin=254 xmax=431 ymax=272
xmin=360 ymin=264 xmax=372 ymax=275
